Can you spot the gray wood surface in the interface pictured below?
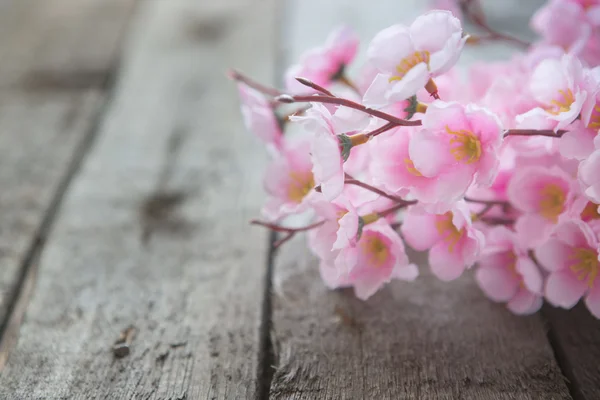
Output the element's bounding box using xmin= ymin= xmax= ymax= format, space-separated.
xmin=269 ymin=1 xmax=571 ymax=399
xmin=0 ymin=0 xmax=137 ymax=345
xmin=0 ymin=0 xmax=276 ymax=398
xmin=544 ymin=304 xmax=600 ymax=400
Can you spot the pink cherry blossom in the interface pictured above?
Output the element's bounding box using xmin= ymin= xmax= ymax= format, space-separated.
xmin=369 ymin=126 xmax=444 ymax=206
xmin=401 ymin=201 xmax=485 ymax=281
xmin=532 ymin=0 xmax=593 ymax=54
xmin=536 ymin=220 xmax=600 ymax=317
xmin=285 ymin=26 xmax=359 ymax=94
xmin=408 ymin=101 xmax=504 ymax=207
xmin=507 ymin=166 xmax=576 ymax=247
xmin=579 ymin=148 xmax=600 ymax=203
xmin=364 ymin=11 xmax=466 ymax=107
xmin=334 ymin=220 xmax=418 ymax=300
xmin=262 ymin=140 xmax=316 ymax=220
xmin=475 ymin=226 xmax=544 ymax=315
xmin=237 ymin=83 xmax=282 ymax=151
xmin=516 ymin=55 xmax=588 ymax=131
xmin=558 ymin=120 xmax=598 ymax=160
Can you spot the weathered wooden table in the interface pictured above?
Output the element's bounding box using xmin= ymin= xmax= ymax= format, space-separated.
xmin=0 ymin=0 xmax=598 ymax=398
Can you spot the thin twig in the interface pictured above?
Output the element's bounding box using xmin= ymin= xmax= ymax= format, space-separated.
xmin=251 ymin=219 xmax=324 ymax=233
xmin=462 ymin=0 xmax=530 ymax=49
xmin=365 ymin=122 xmax=397 ymax=138
xmin=276 ymin=94 xmax=422 ymax=127
xmin=228 ymin=69 xmax=282 ymax=97
xmin=504 ymin=129 xmax=567 ymax=138
xmin=464 ymin=197 xmax=509 ymax=206
xmin=343 ymin=179 xmax=407 ymax=203
xmin=295 ymin=77 xmax=335 ymax=96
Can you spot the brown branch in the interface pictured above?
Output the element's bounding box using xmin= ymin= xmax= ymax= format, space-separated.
xmin=276 ymin=94 xmax=422 ymax=127
xmin=504 ymin=129 xmax=567 ymax=138
xmin=228 ymin=69 xmax=282 ymax=97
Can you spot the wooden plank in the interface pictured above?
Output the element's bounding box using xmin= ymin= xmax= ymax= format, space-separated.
xmin=0 ymin=0 xmax=276 ymax=398
xmin=544 ymin=304 xmax=600 ymax=400
xmin=0 ymin=0 xmax=137 ymax=340
xmin=270 ymin=1 xmax=571 ymax=399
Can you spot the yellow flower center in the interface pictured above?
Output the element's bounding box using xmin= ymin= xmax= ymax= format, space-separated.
xmin=545 ymin=89 xmax=575 ymax=115
xmin=570 ymin=248 xmax=599 ymax=288
xmin=587 ymin=104 xmax=600 ymax=130
xmin=360 ymin=234 xmax=389 ymax=267
xmin=435 ymin=212 xmax=464 ymax=252
xmin=581 ymin=201 xmax=600 ymax=221
xmin=538 ymin=183 xmax=566 ymax=223
xmin=287 ymin=171 xmax=314 ymax=203
xmin=404 ymin=158 xmax=423 ymax=177
xmin=446 ymin=126 xmax=482 ymax=164
xmin=389 ymin=51 xmax=430 ymax=83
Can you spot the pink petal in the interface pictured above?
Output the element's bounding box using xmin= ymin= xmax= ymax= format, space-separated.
xmin=516 ymin=257 xmax=544 ymax=294
xmin=475 ymin=265 xmax=519 ymax=302
xmin=367 ymin=24 xmax=414 ymax=73
xmin=585 ymin=284 xmax=600 ymax=319
xmin=400 ymin=209 xmax=439 ymax=251
xmin=507 ymin=289 xmax=543 ymax=315
xmin=429 ymin=240 xmax=466 ymax=281
xmin=545 ymin=270 xmax=588 ymax=309
xmin=534 ymin=238 xmax=573 ymax=272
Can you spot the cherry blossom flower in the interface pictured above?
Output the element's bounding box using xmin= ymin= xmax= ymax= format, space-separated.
xmin=262 ymin=140 xmax=316 ymax=220
xmin=475 ymin=226 xmax=544 ymax=315
xmin=285 ymin=26 xmax=359 ymax=94
xmin=237 ymin=83 xmax=282 ymax=151
xmin=516 ymin=55 xmax=588 ymax=131
xmin=536 ymin=220 xmax=600 ymax=317
xmin=334 ymin=220 xmax=418 ymax=300
xmin=507 ymin=166 xmax=576 ymax=246
xmin=401 ymin=201 xmax=485 ymax=281
xmin=579 ymin=148 xmax=600 ymax=203
xmin=364 ymin=10 xmax=466 ymax=107
xmin=408 ymin=101 xmax=504 ymax=208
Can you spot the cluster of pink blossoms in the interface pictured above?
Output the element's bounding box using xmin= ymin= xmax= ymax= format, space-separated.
xmin=232 ymin=0 xmax=600 ymax=318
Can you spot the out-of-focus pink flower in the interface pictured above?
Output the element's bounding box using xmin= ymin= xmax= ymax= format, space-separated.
xmin=364 ymin=11 xmax=466 ymax=107
xmin=475 ymin=226 xmax=544 ymax=315
xmin=285 ymin=26 xmax=359 ymax=94
xmin=401 ymin=201 xmax=485 ymax=281
xmin=262 ymin=140 xmax=316 ymax=219
xmin=516 ymin=55 xmax=588 ymax=131
xmin=408 ymin=102 xmax=504 ymax=207
xmin=237 ymin=83 xmax=282 ymax=151
xmin=559 ymin=120 xmax=598 ymax=160
xmin=536 ymin=220 xmax=600 ymax=318
xmin=507 ymin=166 xmax=576 ymax=246
xmin=332 ymin=220 xmax=418 ymax=300
xmin=579 ymin=148 xmax=600 ymax=203
xmin=429 ymin=0 xmax=463 ymax=19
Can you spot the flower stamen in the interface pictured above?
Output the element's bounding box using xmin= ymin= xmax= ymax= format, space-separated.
xmin=569 ymin=248 xmax=599 ymax=288
xmin=445 ymin=126 xmax=482 ymax=164
xmin=538 ymin=183 xmax=566 ymax=223
xmin=388 ymin=51 xmax=430 ymax=83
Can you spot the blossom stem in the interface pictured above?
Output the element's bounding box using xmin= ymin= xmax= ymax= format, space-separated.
xmin=274 ymin=232 xmax=295 ymax=248
xmin=295 ymin=77 xmax=335 ymax=96
xmin=461 ymin=0 xmax=530 ymax=49
xmin=474 ymin=204 xmax=494 ymax=219
xmin=378 ymin=202 xmax=412 ymax=218
xmin=479 ymin=216 xmax=515 ymax=225
xmin=228 ymin=69 xmax=282 ymax=97
xmin=277 ymin=94 xmax=423 ymax=127
xmin=343 ymin=179 xmax=406 ymax=203
xmin=504 ymin=129 xmax=567 ymax=138
xmin=364 ymin=122 xmax=397 ymax=139
xmin=464 ymin=197 xmax=509 ymax=206
xmin=251 ymin=219 xmax=325 ymax=233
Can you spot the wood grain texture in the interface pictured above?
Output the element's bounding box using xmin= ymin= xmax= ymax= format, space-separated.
xmin=0 ymin=0 xmax=136 ymax=337
xmin=0 ymin=0 xmax=276 ymax=398
xmin=544 ymin=304 xmax=600 ymax=400
xmin=270 ymin=1 xmax=570 ymax=399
